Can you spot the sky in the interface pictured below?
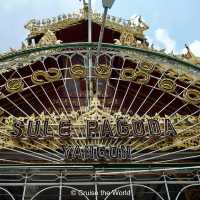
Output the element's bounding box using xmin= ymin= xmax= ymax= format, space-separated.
xmin=0 ymin=0 xmax=200 ymax=56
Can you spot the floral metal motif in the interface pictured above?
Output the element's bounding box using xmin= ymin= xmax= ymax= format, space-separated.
xmin=31 ymin=70 xmax=47 ymax=85
xmin=31 ymin=68 xmax=61 ymax=85
xmin=179 ymin=74 xmax=193 ymax=83
xmin=158 ymin=78 xmax=176 ymax=93
xmin=183 ymin=89 xmax=200 ymax=105
xmin=38 ymin=30 xmax=62 ymax=46
xmin=134 ymin=70 xmax=150 ymax=84
xmin=120 ymin=68 xmax=137 ymax=81
xmin=139 ymin=62 xmax=155 ymax=73
xmin=5 ymin=79 xmax=24 ymax=93
xmin=47 ymin=68 xmax=62 ymax=82
xmin=95 ymin=64 xmax=112 ymax=79
xmin=120 ymin=31 xmax=136 ymax=47
xmin=69 ymin=64 xmax=86 ymax=79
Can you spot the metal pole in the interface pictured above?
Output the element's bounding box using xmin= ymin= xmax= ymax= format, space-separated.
xmin=88 ymin=0 xmax=92 ymax=43
xmin=88 ymin=0 xmax=93 ymax=108
xmin=97 ymin=7 xmax=108 ymax=55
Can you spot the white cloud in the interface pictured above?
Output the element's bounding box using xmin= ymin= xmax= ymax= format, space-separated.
xmin=181 ymin=40 xmax=200 ymax=57
xmin=154 ymin=28 xmax=176 ymax=53
xmin=150 ymin=28 xmax=200 ymax=56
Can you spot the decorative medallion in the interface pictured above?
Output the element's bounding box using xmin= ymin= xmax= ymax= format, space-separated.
xmin=46 ymin=68 xmax=62 ymax=82
xmin=70 ymin=65 xmax=86 ymax=79
xmin=31 ymin=70 xmax=47 ymax=85
xmin=5 ymin=79 xmax=24 ymax=93
xmin=183 ymin=89 xmax=200 ymax=105
xmin=135 ymin=70 xmax=150 ymax=84
xmin=139 ymin=62 xmax=155 ymax=73
xmin=158 ymin=78 xmax=176 ymax=93
xmin=95 ymin=64 xmax=112 ymax=79
xmin=120 ymin=68 xmax=137 ymax=81
xmin=31 ymin=68 xmax=61 ymax=85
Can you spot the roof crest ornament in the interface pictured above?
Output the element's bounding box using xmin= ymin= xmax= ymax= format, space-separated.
xmin=24 ymin=8 xmax=148 ymax=41
xmin=38 ymin=30 xmax=62 ymax=46
xmin=181 ymin=44 xmax=200 ymax=65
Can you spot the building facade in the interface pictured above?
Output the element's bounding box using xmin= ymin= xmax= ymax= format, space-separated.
xmin=0 ymin=3 xmax=200 ymax=200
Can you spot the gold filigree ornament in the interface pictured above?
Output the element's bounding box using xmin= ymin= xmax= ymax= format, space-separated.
xmin=179 ymin=74 xmax=193 ymax=83
xmin=5 ymin=79 xmax=24 ymax=93
xmin=70 ymin=65 xmax=86 ymax=79
xmin=120 ymin=68 xmax=137 ymax=81
xmin=139 ymin=62 xmax=155 ymax=73
xmin=95 ymin=64 xmax=112 ymax=79
xmin=31 ymin=68 xmax=61 ymax=85
xmin=135 ymin=71 xmax=150 ymax=84
xmin=158 ymin=78 xmax=176 ymax=93
xmin=31 ymin=70 xmax=47 ymax=85
xmin=120 ymin=31 xmax=136 ymax=46
xmin=165 ymin=69 xmax=178 ymax=79
xmin=183 ymin=89 xmax=200 ymax=105
xmin=47 ymin=68 xmax=62 ymax=82
xmin=38 ymin=30 xmax=62 ymax=46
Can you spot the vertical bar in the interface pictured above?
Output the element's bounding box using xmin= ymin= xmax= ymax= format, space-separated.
xmin=164 ymin=175 xmax=171 ymax=200
xmin=95 ymin=173 xmax=98 ymax=200
xmin=88 ymin=0 xmax=92 ymax=43
xmin=59 ymin=172 xmax=63 ymax=200
xmin=197 ymin=173 xmax=200 ymax=183
xmin=97 ymin=8 xmax=108 ymax=55
xmin=88 ymin=0 xmax=93 ymax=109
xmin=22 ymin=174 xmax=28 ymax=200
xmin=129 ymin=176 xmax=135 ymax=200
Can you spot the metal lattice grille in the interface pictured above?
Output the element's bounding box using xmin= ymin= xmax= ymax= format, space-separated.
xmin=0 ymin=165 xmax=199 ymax=200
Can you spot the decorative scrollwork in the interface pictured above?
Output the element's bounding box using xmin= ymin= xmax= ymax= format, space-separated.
xmin=120 ymin=69 xmax=150 ymax=84
xmin=31 ymin=70 xmax=47 ymax=85
xmin=139 ymin=62 xmax=155 ymax=73
xmin=70 ymin=65 xmax=86 ymax=79
xmin=5 ymin=79 xmax=24 ymax=93
xmin=119 ymin=30 xmax=137 ymax=47
xmin=183 ymin=89 xmax=200 ymax=105
xmin=120 ymin=68 xmax=137 ymax=81
xmin=135 ymin=71 xmax=150 ymax=84
xmin=95 ymin=64 xmax=112 ymax=79
xmin=179 ymin=74 xmax=193 ymax=83
xmin=158 ymin=78 xmax=176 ymax=93
xmin=165 ymin=69 xmax=178 ymax=79
xmin=47 ymin=68 xmax=62 ymax=82
xmin=38 ymin=30 xmax=62 ymax=46
xmin=31 ymin=68 xmax=61 ymax=85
